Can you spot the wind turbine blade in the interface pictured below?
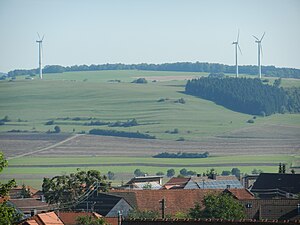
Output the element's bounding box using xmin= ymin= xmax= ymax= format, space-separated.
xmin=260 ymin=45 xmax=263 ymax=57
xmin=252 ymin=35 xmax=259 ymax=41
xmin=37 ymin=32 xmax=41 ymax=40
xmin=260 ymin=32 xmax=266 ymax=41
xmin=42 ymin=35 xmax=45 ymax=41
xmin=237 ymin=29 xmax=240 ymax=42
xmin=238 ymin=44 xmax=242 ymax=55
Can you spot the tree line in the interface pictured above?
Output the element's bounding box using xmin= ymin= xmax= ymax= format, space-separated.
xmin=7 ymin=62 xmax=300 ymax=79
xmin=153 ymin=151 xmax=209 ymax=158
xmin=185 ymin=77 xmax=300 ymax=116
xmin=89 ymin=129 xmax=155 ymax=139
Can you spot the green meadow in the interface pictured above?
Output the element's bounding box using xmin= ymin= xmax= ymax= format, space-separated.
xmin=1 ymin=70 xmax=300 ymax=140
xmin=0 ymin=70 xmax=299 ymax=188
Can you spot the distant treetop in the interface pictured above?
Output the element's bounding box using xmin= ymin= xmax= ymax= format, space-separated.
xmin=7 ymin=62 xmax=300 ymax=79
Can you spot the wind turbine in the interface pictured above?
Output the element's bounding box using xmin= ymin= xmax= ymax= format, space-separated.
xmin=232 ymin=30 xmax=242 ymax=78
xmin=36 ymin=33 xmax=44 ymax=79
xmin=253 ymin=32 xmax=265 ymax=79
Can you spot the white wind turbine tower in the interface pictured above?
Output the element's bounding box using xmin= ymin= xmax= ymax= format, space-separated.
xmin=253 ymin=32 xmax=265 ymax=79
xmin=36 ymin=33 xmax=44 ymax=79
xmin=232 ymin=30 xmax=242 ymax=78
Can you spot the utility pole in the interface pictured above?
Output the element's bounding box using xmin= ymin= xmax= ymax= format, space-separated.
xmin=159 ymin=198 xmax=166 ymax=219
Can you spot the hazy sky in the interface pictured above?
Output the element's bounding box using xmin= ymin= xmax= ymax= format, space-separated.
xmin=0 ymin=0 xmax=300 ymax=72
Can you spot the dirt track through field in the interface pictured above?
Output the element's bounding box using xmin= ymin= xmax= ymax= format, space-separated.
xmin=7 ymin=134 xmax=82 ymax=160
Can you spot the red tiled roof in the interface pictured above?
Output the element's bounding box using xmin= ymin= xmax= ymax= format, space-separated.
xmin=223 ymin=188 xmax=254 ymax=200
xmin=21 ymin=212 xmax=64 ymax=225
xmin=163 ymin=177 xmax=190 ymax=189
xmin=110 ymin=189 xmax=222 ymax=215
xmin=23 ymin=220 xmax=39 ymax=225
xmin=57 ymin=211 xmax=102 ymax=225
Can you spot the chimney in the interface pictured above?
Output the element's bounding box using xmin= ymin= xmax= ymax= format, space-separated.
xmin=31 ymin=209 xmax=37 ymax=216
xmin=40 ymin=195 xmax=45 ymax=202
xmin=212 ymin=173 xmax=217 ymax=180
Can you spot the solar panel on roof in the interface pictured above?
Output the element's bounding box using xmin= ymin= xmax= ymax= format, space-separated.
xmin=196 ymin=180 xmax=243 ymax=189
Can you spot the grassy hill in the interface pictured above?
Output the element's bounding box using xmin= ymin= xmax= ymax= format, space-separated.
xmin=1 ymin=70 xmax=300 ymax=141
xmin=0 ymin=70 xmax=299 ymax=188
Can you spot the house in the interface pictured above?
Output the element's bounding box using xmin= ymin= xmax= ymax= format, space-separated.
xmin=162 ymin=177 xmax=190 ymax=189
xmin=20 ymin=211 xmax=64 ymax=225
xmin=20 ymin=211 xmax=119 ymax=225
xmin=121 ymin=175 xmax=163 ymax=190
xmin=251 ymin=173 xmax=300 ymax=198
xmin=184 ymin=175 xmax=244 ymax=189
xmin=9 ymin=186 xmax=42 ymax=199
xmin=223 ymin=188 xmax=255 ymax=200
xmin=122 ymin=218 xmax=300 ymax=225
xmin=241 ymin=199 xmax=300 ymax=220
xmin=9 ymin=198 xmax=52 ymax=218
xmin=73 ymin=190 xmax=133 ymax=217
xmin=110 ymin=189 xmax=222 ymax=216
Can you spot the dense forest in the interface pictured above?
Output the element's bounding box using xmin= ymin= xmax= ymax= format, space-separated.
xmin=185 ymin=77 xmax=300 ymax=116
xmin=6 ymin=62 xmax=300 ymax=79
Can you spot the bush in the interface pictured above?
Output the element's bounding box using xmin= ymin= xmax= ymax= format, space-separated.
xmin=132 ymin=78 xmax=147 ymax=84
xmin=175 ymin=98 xmax=186 ymax=104
xmin=107 ymin=171 xmax=115 ymax=180
xmin=221 ymin=170 xmax=231 ymax=176
xmin=54 ymin=126 xmax=61 ymax=133
xmin=45 ymin=120 xmax=54 ymax=125
xmin=156 ymin=171 xmax=164 ymax=176
xmin=176 ymin=137 xmax=185 ymax=141
xmin=167 ymin=169 xmax=175 ymax=177
xmin=247 ymin=119 xmax=255 ymax=124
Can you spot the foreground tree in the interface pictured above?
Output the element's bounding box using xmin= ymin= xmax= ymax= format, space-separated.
xmin=0 ymin=152 xmax=21 ymax=225
xmin=42 ymin=169 xmax=109 ymax=208
xmin=189 ymin=193 xmax=245 ymax=220
xmin=128 ymin=209 xmax=159 ymax=219
xmin=76 ymin=215 xmax=107 ymax=225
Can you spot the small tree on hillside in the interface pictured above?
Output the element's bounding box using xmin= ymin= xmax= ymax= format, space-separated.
xmin=167 ymin=169 xmax=175 ymax=177
xmin=54 ymin=125 xmax=61 ymax=133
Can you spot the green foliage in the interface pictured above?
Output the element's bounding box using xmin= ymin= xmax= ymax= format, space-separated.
xmin=0 ymin=202 xmax=21 ymax=225
xmin=45 ymin=120 xmax=54 ymax=125
xmin=109 ymin=119 xmax=139 ymax=127
xmin=247 ymin=119 xmax=255 ymax=124
xmin=76 ymin=215 xmax=107 ymax=225
xmin=221 ymin=170 xmax=231 ymax=176
xmin=20 ymin=184 xmax=31 ymax=198
xmin=189 ymin=193 xmax=245 ymax=220
xmin=156 ymin=171 xmax=164 ymax=176
xmin=0 ymin=152 xmax=20 ymax=225
xmin=8 ymin=63 xmax=300 ymax=79
xmin=132 ymin=78 xmax=148 ymax=84
xmin=273 ymin=78 xmax=282 ymax=87
xmin=107 ymin=171 xmax=115 ymax=180
xmin=180 ymin=168 xmax=196 ymax=176
xmin=231 ymin=168 xmax=241 ymax=178
xmin=134 ymin=169 xmax=146 ymax=177
xmin=153 ymin=151 xmax=209 ymax=158
xmin=42 ymin=169 xmax=109 ymax=207
xmin=127 ymin=209 xmax=159 ymax=219
xmin=89 ymin=129 xmax=155 ymax=139
xmin=186 ymin=77 xmax=288 ymax=116
xmin=54 ymin=125 xmax=61 ymax=133
xmin=173 ymin=211 xmax=189 ymax=219
xmin=251 ymin=168 xmax=263 ymax=174
xmin=167 ymin=169 xmax=175 ymax=177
